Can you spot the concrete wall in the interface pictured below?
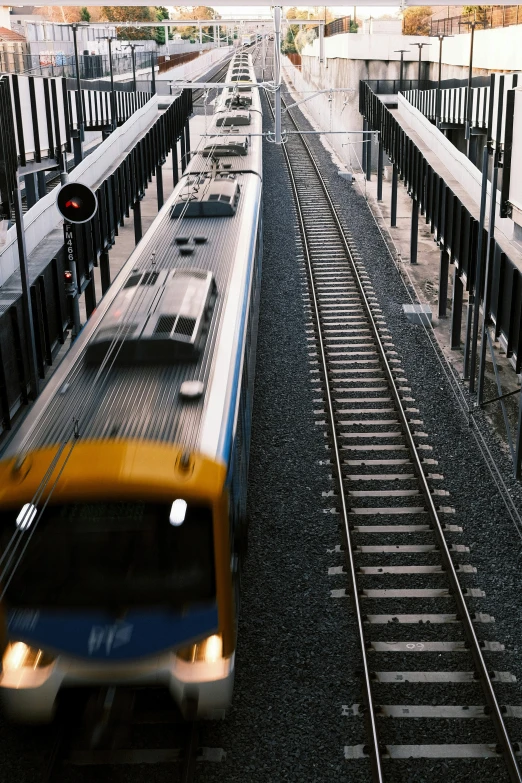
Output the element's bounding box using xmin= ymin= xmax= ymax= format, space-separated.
xmin=302 ymin=26 xmax=522 ymax=76
xmin=284 ymin=54 xmax=418 ymax=171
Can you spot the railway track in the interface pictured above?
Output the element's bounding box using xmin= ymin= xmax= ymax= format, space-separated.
xmin=42 ymin=687 xmax=204 ymax=782
xmin=265 ymin=79 xmax=522 ymax=781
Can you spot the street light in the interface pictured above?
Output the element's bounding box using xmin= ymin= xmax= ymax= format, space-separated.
xmin=411 ymin=41 xmax=431 ymax=88
xmin=70 ymin=22 xmax=89 ymax=164
xmin=124 ymin=42 xmax=144 ymax=92
xmin=394 ymin=48 xmax=410 ymax=93
xmin=435 ymin=33 xmax=452 ymax=126
xmin=100 ymin=27 xmax=117 ymax=132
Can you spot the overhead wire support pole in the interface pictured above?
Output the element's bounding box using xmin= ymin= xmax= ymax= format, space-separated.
xmin=70 ymin=22 xmax=87 ymax=163
xmin=319 ymin=19 xmax=325 ymax=64
xmin=274 ymin=5 xmax=282 ymax=145
xmin=477 ymin=76 xmax=504 ymax=406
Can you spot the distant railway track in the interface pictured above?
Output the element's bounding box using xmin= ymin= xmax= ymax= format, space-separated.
xmin=264 ymin=82 xmax=522 ymax=781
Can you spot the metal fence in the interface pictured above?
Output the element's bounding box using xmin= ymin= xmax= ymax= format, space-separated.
xmin=431 ymin=6 xmax=522 ymax=36
xmin=310 ymin=15 xmax=353 ymax=38
xmin=0 ymin=50 xmax=157 ymax=79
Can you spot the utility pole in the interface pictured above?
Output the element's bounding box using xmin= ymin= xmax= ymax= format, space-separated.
xmin=412 ymin=41 xmax=431 ymax=88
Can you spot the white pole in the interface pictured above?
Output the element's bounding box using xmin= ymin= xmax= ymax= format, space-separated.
xmin=319 ymin=19 xmax=325 ymax=64
xmin=274 ymin=5 xmax=282 ymax=144
xmin=199 ymin=22 xmax=202 ymax=47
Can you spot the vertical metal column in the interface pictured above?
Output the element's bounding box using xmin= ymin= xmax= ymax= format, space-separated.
xmin=84 ymin=269 xmax=96 ymax=318
xmin=25 ymin=174 xmax=38 ymax=209
xmin=391 ymin=164 xmax=398 ymax=227
xmin=410 ymin=198 xmax=418 ymax=264
xmin=319 ymin=20 xmax=325 ymax=64
xmin=37 ymin=171 xmax=46 ymax=199
xmin=172 ymin=140 xmax=179 ymax=185
xmin=438 ymin=248 xmax=449 ymax=317
xmin=156 ymin=164 xmax=164 ymax=210
xmin=180 ymin=130 xmax=186 ymax=172
xmin=465 ymin=21 xmax=476 ymax=153
xmin=151 ymin=52 xmax=156 ymax=96
xmin=515 ymin=385 xmax=522 ymax=479
xmin=377 ymin=141 xmax=383 ymax=201
xmin=184 ymin=120 xmax=191 ymax=162
xmin=100 ymin=250 xmax=111 ymax=294
xmin=366 ymin=131 xmax=372 ymax=181
xmin=469 ymin=141 xmax=491 ymax=391
xmin=451 ymin=267 xmax=463 ymax=348
xmin=274 ymin=6 xmax=282 ymax=145
xmin=362 ymin=119 xmax=368 ymax=172
xmin=477 ymin=79 xmax=504 ymax=404
xmin=133 ymin=200 xmax=142 ymax=244
xmin=463 ymin=294 xmax=474 ymax=379
xmin=13 ymin=186 xmax=39 ymax=399
xmin=71 ymin=23 xmax=84 ymax=163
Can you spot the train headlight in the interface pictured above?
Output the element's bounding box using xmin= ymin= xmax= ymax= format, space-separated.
xmin=176 ymin=634 xmax=223 ymax=664
xmin=3 ymin=642 xmax=55 ymax=672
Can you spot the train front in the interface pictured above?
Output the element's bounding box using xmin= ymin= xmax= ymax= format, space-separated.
xmin=0 ymin=442 xmax=235 ymax=723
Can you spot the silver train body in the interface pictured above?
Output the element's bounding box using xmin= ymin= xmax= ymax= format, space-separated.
xmin=0 ymin=51 xmax=262 ymax=722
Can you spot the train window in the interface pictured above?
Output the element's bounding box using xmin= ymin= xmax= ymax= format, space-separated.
xmin=0 ymin=502 xmax=215 ymax=610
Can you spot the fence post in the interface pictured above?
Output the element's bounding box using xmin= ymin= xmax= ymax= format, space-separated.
xmin=391 ymin=164 xmax=398 ymax=226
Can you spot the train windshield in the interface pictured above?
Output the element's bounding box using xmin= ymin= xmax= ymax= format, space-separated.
xmin=0 ymin=502 xmax=215 ymax=610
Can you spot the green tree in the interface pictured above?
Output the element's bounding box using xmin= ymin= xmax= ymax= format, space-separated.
xmin=80 ymin=7 xmax=91 ymax=22
xmin=402 ymin=6 xmax=432 ymax=35
xmin=100 ymin=6 xmax=156 ymax=40
xmin=463 ymin=5 xmax=490 ymax=26
xmin=154 ymin=6 xmax=169 ymax=45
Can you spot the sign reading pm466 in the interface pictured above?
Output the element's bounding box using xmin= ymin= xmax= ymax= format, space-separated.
xmin=56 ymin=182 xmax=98 ymax=224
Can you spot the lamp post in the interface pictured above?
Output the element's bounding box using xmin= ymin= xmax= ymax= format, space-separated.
xmin=70 ymin=22 xmax=89 ymax=163
xmin=394 ymin=49 xmax=410 ymax=93
xmin=100 ymin=28 xmax=117 ymax=132
xmin=412 ymin=41 xmax=431 ymax=89
xmin=125 ymin=42 xmax=143 ymax=92
xmin=436 ymin=33 xmax=452 ymax=126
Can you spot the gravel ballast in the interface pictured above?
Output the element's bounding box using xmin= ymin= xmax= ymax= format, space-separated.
xmin=4 ymin=56 xmax=522 ymax=783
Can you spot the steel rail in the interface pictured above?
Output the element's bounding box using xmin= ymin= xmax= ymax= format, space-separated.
xmin=265 ymin=93 xmax=384 ymax=783
xmin=272 ymin=84 xmax=522 ymax=782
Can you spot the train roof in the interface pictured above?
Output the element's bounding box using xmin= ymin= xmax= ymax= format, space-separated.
xmin=5 ymin=59 xmax=262 ymax=465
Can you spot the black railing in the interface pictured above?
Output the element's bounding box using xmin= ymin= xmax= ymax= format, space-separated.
xmin=0 ymin=88 xmax=193 ymax=438
xmin=359 ymin=80 xmax=520 ymax=374
xmin=363 ymin=75 xmax=491 ymax=96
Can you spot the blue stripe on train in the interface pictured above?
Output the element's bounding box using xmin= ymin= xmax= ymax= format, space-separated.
xmin=7 ymin=604 xmax=218 ymax=660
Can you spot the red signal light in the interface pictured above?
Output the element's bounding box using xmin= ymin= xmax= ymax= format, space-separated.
xmin=65 ymin=199 xmax=81 ymax=209
xmin=64 ymin=271 xmax=73 ymax=281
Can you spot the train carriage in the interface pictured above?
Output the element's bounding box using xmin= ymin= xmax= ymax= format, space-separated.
xmin=0 ymin=53 xmax=262 ymax=723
